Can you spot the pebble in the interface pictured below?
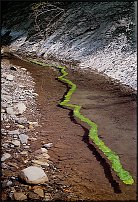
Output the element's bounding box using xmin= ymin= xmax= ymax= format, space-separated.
xmin=28 ymin=192 xmax=40 ymax=200
xmin=1 ymin=163 xmax=9 ymax=169
xmin=6 ymin=107 xmax=15 ymax=115
xmin=7 ymin=180 xmax=13 ymax=186
xmin=34 ymin=188 xmax=44 ymax=197
xmin=18 ymin=124 xmax=25 ymax=129
xmin=10 ymin=66 xmax=17 ymax=71
xmin=6 ymin=74 xmax=14 ymax=81
xmin=44 ymin=193 xmax=52 ymax=201
xmin=20 ymin=151 xmax=28 ymax=155
xmin=32 ymin=160 xmax=49 ymax=167
xmin=43 ymin=143 xmax=53 ymax=149
xmin=11 ymin=140 xmax=20 ymax=147
xmin=19 ymin=166 xmax=49 ymax=184
xmin=2 ymin=180 xmax=12 ymax=188
xmin=23 ymin=145 xmax=30 ymax=149
xmin=2 ymin=143 xmax=9 ymax=148
xmin=33 ymin=148 xmax=48 ymax=155
xmin=28 ymin=124 xmax=34 ymax=130
xmin=1 ymin=109 xmax=5 ymax=113
xmin=5 ymin=125 xmax=10 ymax=128
xmin=15 ymin=117 xmax=28 ymax=124
xmin=8 ymin=162 xmax=19 ymax=169
xmin=8 ymin=129 xmax=20 ymax=135
xmin=11 ymin=176 xmax=16 ymax=180
xmin=19 ymin=134 xmax=29 ymax=144
xmin=1 ymin=153 xmax=11 ymax=161
xmin=21 ymin=68 xmax=27 ymax=71
xmin=13 ymin=192 xmax=27 ymax=201
xmin=37 ymin=153 xmax=50 ymax=159
xmin=14 ymin=102 xmax=26 ymax=115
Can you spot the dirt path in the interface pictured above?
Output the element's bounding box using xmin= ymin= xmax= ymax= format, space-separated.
xmin=10 ymin=56 xmax=137 ymax=201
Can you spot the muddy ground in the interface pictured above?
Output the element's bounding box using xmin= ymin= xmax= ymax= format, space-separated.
xmin=1 ymin=54 xmax=137 ymax=201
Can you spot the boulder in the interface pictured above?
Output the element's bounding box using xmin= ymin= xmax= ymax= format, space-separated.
xmin=19 ymin=166 xmax=48 ymax=184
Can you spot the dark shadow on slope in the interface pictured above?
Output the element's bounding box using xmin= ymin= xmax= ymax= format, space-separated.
xmin=56 ymin=78 xmax=122 ymax=194
xmin=1 ymin=30 xmax=12 ymax=46
xmin=68 ymin=110 xmax=122 ymax=194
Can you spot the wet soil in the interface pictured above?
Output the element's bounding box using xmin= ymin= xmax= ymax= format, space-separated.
xmin=9 ymin=56 xmax=137 ymax=201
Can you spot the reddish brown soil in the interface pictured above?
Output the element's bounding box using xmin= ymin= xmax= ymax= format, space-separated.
xmin=10 ymin=56 xmax=137 ymax=201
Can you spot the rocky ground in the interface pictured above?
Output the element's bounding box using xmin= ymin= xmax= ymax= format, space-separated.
xmin=1 ymin=48 xmax=137 ymax=201
xmin=1 ymin=57 xmax=76 ymax=201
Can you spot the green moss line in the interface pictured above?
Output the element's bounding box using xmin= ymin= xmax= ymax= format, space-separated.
xmin=28 ymin=59 xmax=134 ymax=185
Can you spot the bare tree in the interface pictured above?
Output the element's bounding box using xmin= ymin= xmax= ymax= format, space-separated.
xmin=30 ymin=2 xmax=65 ymax=40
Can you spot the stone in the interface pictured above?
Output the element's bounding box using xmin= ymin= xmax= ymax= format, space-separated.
xmin=44 ymin=193 xmax=52 ymax=201
xmin=19 ymin=166 xmax=48 ymax=184
xmin=13 ymin=192 xmax=27 ymax=201
xmin=11 ymin=140 xmax=20 ymax=147
xmin=1 ymin=163 xmax=9 ymax=169
xmin=2 ymin=180 xmax=12 ymax=188
xmin=7 ymin=180 xmax=13 ymax=187
xmin=23 ymin=145 xmax=30 ymax=149
xmin=43 ymin=143 xmax=53 ymax=149
xmin=2 ymin=143 xmax=9 ymax=148
xmin=5 ymin=125 xmax=10 ymax=128
xmin=36 ymin=153 xmax=50 ymax=160
xmin=1 ymin=109 xmax=6 ymax=113
xmin=2 ymin=94 xmax=12 ymax=101
xmin=19 ymin=134 xmax=29 ymax=144
xmin=18 ymin=124 xmax=25 ymax=129
xmin=28 ymin=192 xmax=40 ymax=200
xmin=20 ymin=151 xmax=28 ymax=155
xmin=8 ymin=162 xmax=19 ymax=169
xmin=29 ymin=121 xmax=38 ymax=126
xmin=32 ymin=160 xmax=49 ymax=167
xmin=1 ymin=153 xmax=11 ymax=161
xmin=28 ymin=124 xmax=34 ymax=130
xmin=33 ymin=148 xmax=48 ymax=155
xmin=15 ymin=117 xmax=28 ymax=124
xmin=21 ymin=68 xmax=27 ymax=71
xmin=34 ymin=188 xmax=44 ymax=197
xmin=6 ymin=74 xmax=14 ymax=81
xmin=14 ymin=102 xmax=26 ymax=114
xmin=10 ymin=66 xmax=17 ymax=71
xmin=6 ymin=107 xmax=15 ymax=115
xmin=8 ymin=129 xmax=20 ymax=135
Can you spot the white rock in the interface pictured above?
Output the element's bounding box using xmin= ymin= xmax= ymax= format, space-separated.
xmin=19 ymin=134 xmax=29 ymax=144
xmin=7 ymin=180 xmax=13 ymax=186
xmin=21 ymin=68 xmax=27 ymax=71
xmin=6 ymin=107 xmax=15 ymax=115
xmin=43 ymin=143 xmax=53 ymax=149
xmin=6 ymin=74 xmax=14 ymax=81
xmin=1 ymin=109 xmax=5 ymax=113
xmin=14 ymin=102 xmax=26 ymax=114
xmin=1 ymin=153 xmax=11 ymax=161
xmin=8 ymin=129 xmax=20 ymax=135
xmin=32 ymin=160 xmax=49 ymax=166
xmin=19 ymin=166 xmax=48 ymax=184
xmin=41 ymin=148 xmax=48 ymax=153
xmin=1 ymin=95 xmax=12 ymax=101
xmin=12 ymin=140 xmax=20 ymax=147
xmin=15 ymin=117 xmax=28 ymax=124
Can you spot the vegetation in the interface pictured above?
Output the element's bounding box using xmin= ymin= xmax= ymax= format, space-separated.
xmin=28 ymin=58 xmax=134 ymax=185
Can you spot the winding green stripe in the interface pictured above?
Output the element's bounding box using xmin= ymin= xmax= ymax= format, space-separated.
xmin=28 ymin=59 xmax=134 ymax=185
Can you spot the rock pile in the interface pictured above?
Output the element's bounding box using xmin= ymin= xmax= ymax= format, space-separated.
xmin=1 ymin=57 xmax=77 ymax=201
